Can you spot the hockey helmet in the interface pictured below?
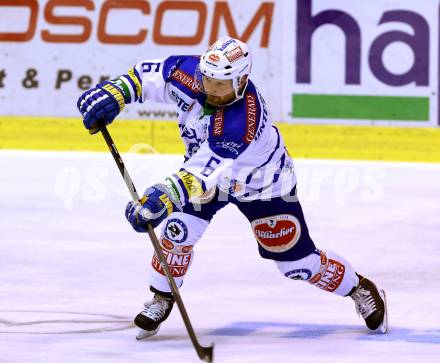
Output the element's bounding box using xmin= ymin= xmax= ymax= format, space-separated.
xmin=196 ymin=37 xmax=252 ymax=100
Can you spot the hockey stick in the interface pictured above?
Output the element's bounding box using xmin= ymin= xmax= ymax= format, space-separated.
xmin=98 ymin=125 xmax=214 ymax=363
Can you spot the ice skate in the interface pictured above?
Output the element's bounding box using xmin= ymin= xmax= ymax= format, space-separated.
xmin=134 ymin=293 xmax=175 ymax=340
xmin=350 ymin=274 xmax=388 ymax=333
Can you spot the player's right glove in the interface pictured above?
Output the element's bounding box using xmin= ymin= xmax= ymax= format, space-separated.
xmin=77 ymin=81 xmax=125 ymax=134
xmin=125 ymin=185 xmax=178 ymax=232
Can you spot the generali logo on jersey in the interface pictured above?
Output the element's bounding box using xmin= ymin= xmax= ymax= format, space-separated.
xmin=244 ymin=93 xmax=257 ymax=144
xmin=251 ymin=214 xmax=301 ymax=253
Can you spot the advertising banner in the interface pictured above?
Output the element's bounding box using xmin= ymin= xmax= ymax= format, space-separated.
xmin=1 ymin=0 xmax=439 ymax=126
xmin=284 ymin=0 xmax=439 ymax=126
xmin=0 ymin=0 xmax=280 ymax=119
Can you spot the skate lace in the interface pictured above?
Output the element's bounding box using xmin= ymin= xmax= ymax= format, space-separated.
xmin=142 ymin=297 xmax=170 ymax=321
xmin=351 ymin=286 xmax=377 ymax=319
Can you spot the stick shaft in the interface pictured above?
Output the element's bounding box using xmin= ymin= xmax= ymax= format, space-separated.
xmin=99 ymin=126 xmax=213 ymax=362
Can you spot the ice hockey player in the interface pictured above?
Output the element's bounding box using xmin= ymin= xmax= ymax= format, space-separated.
xmin=77 ymin=37 xmax=388 ymax=339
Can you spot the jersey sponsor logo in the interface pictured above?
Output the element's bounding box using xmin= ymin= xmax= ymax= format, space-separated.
xmin=177 ymin=171 xmax=204 ymax=199
xmin=254 ymin=111 xmax=267 ymax=140
xmin=213 ymin=108 xmax=224 ymax=136
xmin=171 ymin=69 xmax=199 ymax=93
xmin=164 ymin=218 xmax=188 ymax=243
xmin=285 ymin=269 xmax=312 ymax=281
xmin=244 ymin=93 xmax=257 ymax=144
xmin=171 ymin=89 xmax=192 ymax=112
xmin=251 ymin=214 xmax=301 ymax=253
xmin=225 ymin=46 xmax=245 ymax=63
xmin=151 ymin=250 xmax=192 ymax=278
xmin=161 ymin=238 xmax=175 ymax=250
xmin=309 ymin=259 xmax=345 ymax=293
xmin=214 ymin=140 xmax=243 ymax=156
xmin=254 ymin=91 xmax=268 ymax=140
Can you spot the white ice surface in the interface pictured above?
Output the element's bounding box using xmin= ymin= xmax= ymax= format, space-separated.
xmin=0 ymin=150 xmax=439 ymax=363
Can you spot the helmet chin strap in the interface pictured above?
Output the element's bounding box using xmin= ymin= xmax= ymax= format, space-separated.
xmin=229 ymin=76 xmax=249 ymax=104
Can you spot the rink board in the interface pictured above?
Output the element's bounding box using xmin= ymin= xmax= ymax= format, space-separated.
xmin=1 ymin=116 xmax=440 ymax=162
xmin=0 ymin=151 xmax=439 ymax=363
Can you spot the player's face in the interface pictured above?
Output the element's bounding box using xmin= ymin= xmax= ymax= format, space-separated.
xmin=201 ymin=76 xmax=236 ymax=106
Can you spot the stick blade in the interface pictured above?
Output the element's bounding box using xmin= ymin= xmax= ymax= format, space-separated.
xmin=197 ymin=343 xmax=214 ymax=362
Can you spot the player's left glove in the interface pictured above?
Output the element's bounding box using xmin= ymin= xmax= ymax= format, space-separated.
xmin=125 ymin=185 xmax=177 ymax=232
xmin=77 ymin=81 xmax=125 ymax=134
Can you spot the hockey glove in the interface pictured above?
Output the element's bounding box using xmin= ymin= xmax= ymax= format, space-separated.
xmin=125 ymin=185 xmax=177 ymax=232
xmin=77 ymin=81 xmax=125 ymax=134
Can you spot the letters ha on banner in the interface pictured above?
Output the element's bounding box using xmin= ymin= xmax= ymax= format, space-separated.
xmin=284 ymin=0 xmax=439 ymax=126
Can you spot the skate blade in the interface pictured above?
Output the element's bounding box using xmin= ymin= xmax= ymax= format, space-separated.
xmin=136 ymin=326 xmax=160 ymax=340
xmin=376 ymin=289 xmax=388 ymax=334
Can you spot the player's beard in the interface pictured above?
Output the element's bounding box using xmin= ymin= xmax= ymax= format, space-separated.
xmin=206 ymin=95 xmax=223 ymax=106
xmin=207 ymin=93 xmax=235 ymax=107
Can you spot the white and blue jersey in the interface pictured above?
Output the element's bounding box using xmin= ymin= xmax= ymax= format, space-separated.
xmin=116 ymin=55 xmax=296 ymax=205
